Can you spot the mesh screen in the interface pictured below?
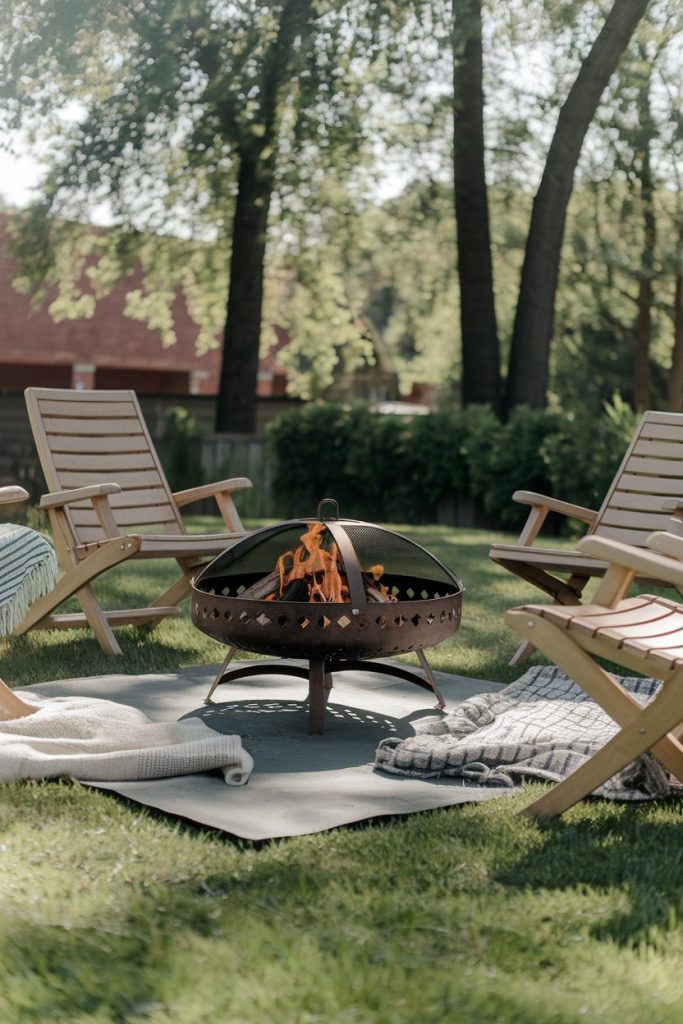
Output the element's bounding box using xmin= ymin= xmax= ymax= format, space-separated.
xmin=196 ymin=519 xmax=461 ymax=593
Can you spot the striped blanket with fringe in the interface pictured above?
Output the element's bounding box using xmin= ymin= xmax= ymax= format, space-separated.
xmin=0 ymin=524 xmax=58 ymax=636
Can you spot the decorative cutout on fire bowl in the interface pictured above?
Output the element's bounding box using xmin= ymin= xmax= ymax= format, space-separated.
xmin=191 ymin=499 xmax=464 ymax=733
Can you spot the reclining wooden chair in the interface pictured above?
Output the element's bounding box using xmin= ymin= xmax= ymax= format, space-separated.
xmin=490 ymin=410 xmax=683 ymax=664
xmin=18 ymin=387 xmax=253 ymax=655
xmin=506 ymin=525 xmax=683 ymax=818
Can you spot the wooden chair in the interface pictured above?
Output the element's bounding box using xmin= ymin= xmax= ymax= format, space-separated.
xmin=506 ymin=527 xmax=683 ymax=818
xmin=489 ymin=410 xmax=683 ymax=664
xmin=18 ymin=387 xmax=253 ymax=655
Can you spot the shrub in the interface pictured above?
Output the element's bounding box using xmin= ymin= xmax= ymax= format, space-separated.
xmin=266 ymin=400 xmax=640 ymax=529
xmin=160 ymin=406 xmax=204 ymax=492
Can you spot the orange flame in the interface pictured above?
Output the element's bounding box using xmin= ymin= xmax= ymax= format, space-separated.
xmin=268 ymin=522 xmax=350 ymax=603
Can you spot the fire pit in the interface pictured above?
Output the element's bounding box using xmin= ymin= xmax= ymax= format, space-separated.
xmin=191 ymin=500 xmax=464 ymax=733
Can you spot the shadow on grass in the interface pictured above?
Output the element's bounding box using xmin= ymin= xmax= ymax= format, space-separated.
xmin=493 ymin=798 xmax=683 ymax=947
xmin=0 ymin=629 xmax=206 ymax=686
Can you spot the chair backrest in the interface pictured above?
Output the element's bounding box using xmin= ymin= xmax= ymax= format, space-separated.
xmin=25 ymin=387 xmax=186 ymax=545
xmin=591 ymin=410 xmax=683 ymax=546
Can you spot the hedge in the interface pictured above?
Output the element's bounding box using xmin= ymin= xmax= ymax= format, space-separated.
xmin=267 ymin=401 xmax=638 ymax=530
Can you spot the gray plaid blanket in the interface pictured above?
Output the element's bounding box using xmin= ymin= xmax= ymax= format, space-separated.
xmin=374 ymin=665 xmax=672 ymax=800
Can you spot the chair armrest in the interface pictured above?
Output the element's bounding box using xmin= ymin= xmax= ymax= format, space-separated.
xmin=40 ymin=483 xmax=122 ymax=538
xmin=0 ymin=485 xmax=29 ymax=505
xmin=646 ymin=531 xmax=683 ymax=562
xmin=513 ymin=491 xmax=598 ymax=523
xmin=39 ymin=483 xmax=122 ymax=509
xmin=172 ymin=477 xmax=252 ymax=533
xmin=512 ymin=491 xmax=598 ymax=546
xmin=579 ymin=535 xmax=683 ymax=591
xmin=172 ymin=477 xmax=253 ymax=508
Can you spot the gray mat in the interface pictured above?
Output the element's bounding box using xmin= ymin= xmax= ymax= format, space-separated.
xmin=20 ymin=661 xmax=512 ymax=840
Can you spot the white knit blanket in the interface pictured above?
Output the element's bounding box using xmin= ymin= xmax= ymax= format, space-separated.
xmin=375 ymin=665 xmax=671 ymax=801
xmin=0 ymin=694 xmax=253 ymax=785
xmin=0 ymin=523 xmax=58 ymax=636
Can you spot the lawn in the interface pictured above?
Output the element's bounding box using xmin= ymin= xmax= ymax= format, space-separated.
xmin=1 ymin=521 xmax=682 ymax=1024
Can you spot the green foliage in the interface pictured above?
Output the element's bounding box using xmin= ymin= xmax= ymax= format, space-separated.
xmin=267 ymin=403 xmax=487 ymax=524
xmin=542 ymin=395 xmax=639 ymax=525
xmin=477 ymin=407 xmax=564 ymax=527
xmin=268 ymin=401 xmax=636 ymax=528
xmin=159 ymin=406 xmax=204 ymax=493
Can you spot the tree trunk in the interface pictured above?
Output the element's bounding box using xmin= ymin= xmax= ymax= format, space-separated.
xmin=667 ymin=221 xmax=683 ymax=412
xmin=215 ymin=149 xmax=275 ymax=433
xmin=214 ymin=0 xmax=313 ymax=433
xmin=505 ymin=0 xmax=650 ymax=413
xmin=633 ymin=81 xmax=656 ymax=413
xmin=452 ymin=0 xmax=501 ymax=414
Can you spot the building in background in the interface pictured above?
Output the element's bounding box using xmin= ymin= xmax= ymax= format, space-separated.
xmin=0 ymin=214 xmax=289 ymax=398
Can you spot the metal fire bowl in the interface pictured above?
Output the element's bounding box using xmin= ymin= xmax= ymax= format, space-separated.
xmin=191 ymin=573 xmax=463 ymax=660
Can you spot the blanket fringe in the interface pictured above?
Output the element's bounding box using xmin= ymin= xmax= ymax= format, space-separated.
xmin=0 ymin=540 xmax=58 ymax=637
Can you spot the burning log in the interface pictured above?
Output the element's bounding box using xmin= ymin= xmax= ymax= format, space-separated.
xmin=239 ymin=521 xmax=397 ymax=604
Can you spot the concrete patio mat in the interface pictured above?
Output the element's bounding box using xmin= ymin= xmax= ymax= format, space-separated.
xmin=21 ymin=661 xmax=513 ymax=841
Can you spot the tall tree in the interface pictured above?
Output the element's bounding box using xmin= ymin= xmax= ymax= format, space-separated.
xmin=0 ymin=0 xmax=383 ymax=432
xmin=216 ymin=0 xmax=313 ymax=433
xmin=452 ymin=0 xmax=501 ymax=413
xmin=505 ymin=0 xmax=651 ymax=412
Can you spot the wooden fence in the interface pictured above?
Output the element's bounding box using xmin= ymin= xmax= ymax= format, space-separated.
xmin=199 ymin=434 xmax=276 ymax=519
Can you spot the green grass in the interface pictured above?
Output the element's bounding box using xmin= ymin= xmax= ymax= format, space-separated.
xmin=2 ymin=520 xmax=683 ymax=1024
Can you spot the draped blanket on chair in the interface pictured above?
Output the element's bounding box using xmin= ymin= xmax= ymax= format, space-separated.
xmin=375 ymin=665 xmax=672 ymax=801
xmin=0 ymin=524 xmax=58 ymax=636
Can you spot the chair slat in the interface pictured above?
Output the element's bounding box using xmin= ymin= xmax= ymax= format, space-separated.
xmin=43 ymin=418 xmax=145 ymax=436
xmin=622 ymin=455 xmax=683 ymax=477
xmin=633 ymin=438 xmax=683 ymax=459
xmin=37 ymin=400 xmax=139 ymax=418
xmin=618 ymin=473 xmax=683 ymax=496
xmin=70 ymin=506 xmax=180 ymax=528
xmin=638 ymin=411 xmax=683 ymax=426
xmin=57 ymin=469 xmax=166 ymax=489
xmin=606 ymin=491 xmax=677 ymax=512
xmin=640 ymin=421 xmax=683 ymax=441
xmin=53 ymin=452 xmax=157 ymax=472
xmin=47 ymin=435 xmax=151 ymax=454
xmin=598 ymin=508 xmax=671 ymax=530
xmin=593 ymin=525 xmax=657 ymax=545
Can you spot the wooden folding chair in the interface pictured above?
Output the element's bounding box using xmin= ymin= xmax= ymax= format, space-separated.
xmin=18 ymin=387 xmax=253 ymax=655
xmin=490 ymin=410 xmax=683 ymax=664
xmin=506 ymin=527 xmax=683 ymax=817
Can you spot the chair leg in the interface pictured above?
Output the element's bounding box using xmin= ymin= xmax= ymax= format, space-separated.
xmin=76 ymin=584 xmax=123 ymax=656
xmin=523 ymin=667 xmax=683 ymax=818
xmin=0 ymin=678 xmax=38 ymax=721
xmin=509 ymin=639 xmax=536 ymax=667
xmin=151 ymin=557 xmax=200 ymax=610
xmin=504 ymin=570 xmax=591 ymax=667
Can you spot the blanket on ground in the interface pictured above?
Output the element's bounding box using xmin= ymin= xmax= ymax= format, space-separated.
xmin=374 ymin=665 xmax=671 ymax=800
xmin=0 ymin=693 xmax=253 ymax=785
xmin=0 ymin=524 xmax=58 ymax=636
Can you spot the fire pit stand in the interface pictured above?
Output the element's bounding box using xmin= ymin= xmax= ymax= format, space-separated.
xmin=203 ymin=645 xmax=447 ymax=736
xmin=192 ymin=501 xmax=464 ymax=734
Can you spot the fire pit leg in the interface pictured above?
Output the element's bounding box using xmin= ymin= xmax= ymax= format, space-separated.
xmin=415 ymin=649 xmax=446 ymax=710
xmin=308 ymin=657 xmax=333 ymax=735
xmin=204 ymin=646 xmax=238 ymax=705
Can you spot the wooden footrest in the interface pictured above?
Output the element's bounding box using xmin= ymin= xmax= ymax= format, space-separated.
xmin=32 ymin=607 xmax=183 ymax=630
